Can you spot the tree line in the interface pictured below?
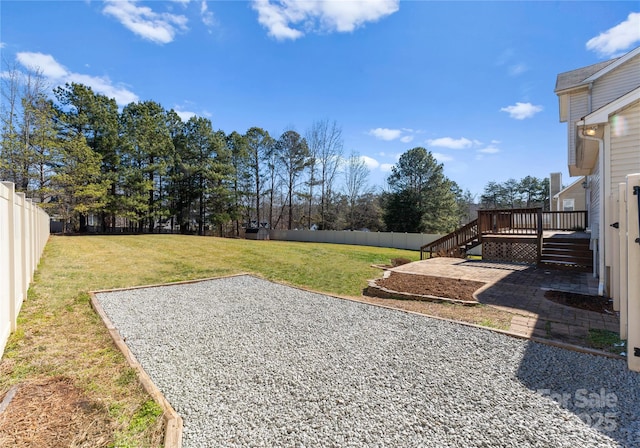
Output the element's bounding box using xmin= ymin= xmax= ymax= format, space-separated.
xmin=479 ymin=176 xmax=550 ymax=210
xmin=1 ymin=69 xmax=473 ymax=235
xmin=2 ymin=69 xmax=533 ymax=236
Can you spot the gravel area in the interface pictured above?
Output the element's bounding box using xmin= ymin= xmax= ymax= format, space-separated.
xmin=96 ymin=275 xmax=640 ymax=448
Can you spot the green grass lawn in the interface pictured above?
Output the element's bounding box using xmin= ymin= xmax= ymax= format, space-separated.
xmin=1 ymin=235 xmax=418 ymax=447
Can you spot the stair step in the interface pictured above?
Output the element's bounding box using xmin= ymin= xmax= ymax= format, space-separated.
xmin=542 ymin=248 xmax=593 ymax=257
xmin=543 ymin=237 xmax=591 ymax=244
xmin=543 ymin=241 xmax=590 ymax=248
xmin=540 ymin=258 xmax=592 ymax=264
xmin=540 ymin=257 xmax=593 ymax=266
xmin=541 ymin=251 xmax=592 ymax=259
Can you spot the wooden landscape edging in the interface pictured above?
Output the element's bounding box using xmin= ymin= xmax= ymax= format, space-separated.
xmin=89 ymin=272 xmax=253 ymax=448
xmin=90 ymin=292 xmax=184 ymax=448
xmin=89 ymin=271 xmax=623 ymax=448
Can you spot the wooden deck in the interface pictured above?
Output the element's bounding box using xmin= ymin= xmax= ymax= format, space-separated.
xmin=421 ymin=209 xmax=591 ymax=270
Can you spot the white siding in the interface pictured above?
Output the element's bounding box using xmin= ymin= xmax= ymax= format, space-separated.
xmin=593 ymin=55 xmax=640 ymax=110
xmin=610 ymin=102 xmax=640 ymax=198
xmin=589 ymin=162 xmax=600 ymax=234
xmin=568 ymin=90 xmax=588 ymax=166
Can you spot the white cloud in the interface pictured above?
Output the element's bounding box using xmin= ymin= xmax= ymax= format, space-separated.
xmin=103 ymin=0 xmax=188 ymax=44
xmin=427 ymin=137 xmax=473 ymax=150
xmin=432 ymin=152 xmax=454 ymax=162
xmin=380 ymin=163 xmax=394 ymax=172
xmin=251 ymin=0 xmax=399 ymax=41
xmin=586 ymin=12 xmax=640 ymax=57
xmin=399 ymin=135 xmax=413 ymax=143
xmin=478 ymin=147 xmax=500 ymax=154
xmin=16 ymin=52 xmax=138 ymax=106
xmin=174 ymin=108 xmax=197 ymax=121
xmin=508 ymin=63 xmax=528 ymax=76
xmin=500 ymin=102 xmax=543 ymax=120
xmin=496 ymin=48 xmax=514 ymax=66
xmin=0 ymin=42 xmax=5 ymax=49
xmin=368 ymin=127 xmax=402 ymax=141
xmin=360 ymin=156 xmax=380 ymax=170
xmin=16 ymin=52 xmax=68 ymax=78
xmin=497 ymin=48 xmax=528 ymax=76
xmin=200 ymin=1 xmax=215 ymax=28
xmin=369 ymin=127 xmax=420 ymax=142
xmin=68 ymin=73 xmax=138 ymax=105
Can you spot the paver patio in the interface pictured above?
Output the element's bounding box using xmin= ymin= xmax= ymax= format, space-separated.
xmin=390 ymin=258 xmax=620 ymax=347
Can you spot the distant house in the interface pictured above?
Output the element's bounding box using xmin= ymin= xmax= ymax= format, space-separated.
xmin=554 ymin=46 xmax=640 ymax=295
xmin=550 ymin=175 xmax=587 ymax=213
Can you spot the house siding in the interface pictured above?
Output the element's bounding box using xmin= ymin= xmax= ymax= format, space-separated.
xmin=592 ymin=55 xmax=640 ymax=110
xmin=556 ymin=180 xmax=586 ymax=212
xmin=610 ymin=101 xmax=640 ymax=198
xmin=568 ymin=90 xmax=588 ymax=166
xmin=588 ymin=161 xmax=600 ymax=235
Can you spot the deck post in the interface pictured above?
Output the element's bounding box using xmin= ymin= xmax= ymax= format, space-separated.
xmin=536 ymin=208 xmax=543 ymax=264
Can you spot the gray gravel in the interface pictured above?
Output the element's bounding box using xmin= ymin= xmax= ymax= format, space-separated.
xmin=96 ymin=275 xmax=640 ymax=448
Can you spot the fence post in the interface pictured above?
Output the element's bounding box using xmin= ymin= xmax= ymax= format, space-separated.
xmin=536 ymin=209 xmax=543 ymax=264
xmin=619 ymin=183 xmax=628 ymax=339
xmin=2 ymin=183 xmax=17 ymax=332
xmin=29 ymin=199 xmax=37 ymax=278
xmin=17 ymin=193 xmax=28 ymax=307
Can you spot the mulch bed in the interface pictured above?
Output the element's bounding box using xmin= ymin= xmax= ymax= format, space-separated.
xmin=0 ymin=377 xmax=114 ymax=448
xmin=544 ymin=290 xmax=614 ymax=314
xmin=375 ymin=272 xmax=485 ymax=302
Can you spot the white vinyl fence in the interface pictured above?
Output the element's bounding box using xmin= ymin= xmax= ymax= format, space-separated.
xmin=0 ymin=182 xmax=50 ymax=357
xmin=617 ymin=173 xmax=640 ymax=372
xmin=269 ymin=229 xmax=442 ymax=251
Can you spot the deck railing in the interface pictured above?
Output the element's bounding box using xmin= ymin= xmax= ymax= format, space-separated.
xmin=477 ymin=209 xmax=588 ymax=234
xmin=419 ymin=219 xmax=478 ymax=259
xmin=541 ymin=211 xmax=588 ymax=231
xmin=422 ymin=208 xmax=589 ymax=261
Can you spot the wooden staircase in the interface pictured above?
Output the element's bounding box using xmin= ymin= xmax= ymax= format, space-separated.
xmin=420 ymin=219 xmax=481 ymax=259
xmin=421 ymin=209 xmax=592 ymax=269
xmin=538 ymin=237 xmax=593 ymax=272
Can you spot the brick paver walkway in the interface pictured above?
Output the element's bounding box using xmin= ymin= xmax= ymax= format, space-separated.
xmin=392 ymin=258 xmax=620 ymax=346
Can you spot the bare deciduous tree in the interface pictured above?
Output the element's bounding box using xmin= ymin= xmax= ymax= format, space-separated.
xmin=306 ymin=119 xmax=343 ymax=229
xmin=344 ymin=151 xmax=370 ymax=230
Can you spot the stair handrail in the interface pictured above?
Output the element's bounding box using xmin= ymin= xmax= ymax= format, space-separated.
xmin=420 ymin=219 xmax=478 ymax=259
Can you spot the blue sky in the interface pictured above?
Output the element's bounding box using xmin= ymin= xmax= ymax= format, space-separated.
xmin=2 ymin=1 xmax=639 ymax=197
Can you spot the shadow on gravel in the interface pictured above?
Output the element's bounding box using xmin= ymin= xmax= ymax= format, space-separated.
xmin=515 ymin=341 xmax=640 ymax=446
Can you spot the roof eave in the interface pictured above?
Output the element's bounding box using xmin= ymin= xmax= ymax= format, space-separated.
xmin=582 ymin=46 xmax=640 ymax=84
xmin=582 ymin=86 xmax=640 ymax=125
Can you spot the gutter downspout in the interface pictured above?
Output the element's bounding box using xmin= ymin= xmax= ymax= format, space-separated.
xmin=578 ymin=125 xmax=605 ymax=296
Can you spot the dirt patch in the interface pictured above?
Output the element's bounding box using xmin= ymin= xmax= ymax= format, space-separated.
xmin=374 ymin=272 xmax=485 ymax=302
xmin=544 ymin=290 xmax=614 ymax=314
xmin=353 ymin=296 xmax=513 ymax=330
xmin=0 ymin=377 xmax=114 ymax=448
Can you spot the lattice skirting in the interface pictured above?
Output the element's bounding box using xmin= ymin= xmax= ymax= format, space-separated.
xmin=482 ymin=240 xmax=537 ymax=264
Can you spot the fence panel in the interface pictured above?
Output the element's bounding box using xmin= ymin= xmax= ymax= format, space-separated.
xmin=0 ymin=184 xmax=12 ymax=355
xmin=267 ymin=229 xmax=441 ymax=251
xmin=0 ymin=182 xmax=50 ymax=358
